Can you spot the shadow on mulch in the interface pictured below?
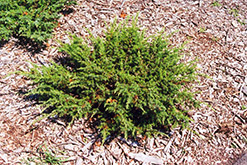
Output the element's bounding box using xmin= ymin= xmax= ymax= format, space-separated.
xmin=60 ymin=7 xmax=74 ymax=16
xmin=0 ymin=37 xmax=46 ymax=54
xmin=14 ymin=36 xmax=46 ymax=54
xmin=0 ymin=40 xmax=8 ymax=48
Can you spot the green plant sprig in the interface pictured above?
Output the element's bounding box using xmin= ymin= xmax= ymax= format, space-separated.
xmin=0 ymin=0 xmax=76 ymax=44
xmin=19 ymin=15 xmax=200 ymax=142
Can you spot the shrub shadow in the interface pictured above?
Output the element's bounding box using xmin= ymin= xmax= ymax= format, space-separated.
xmin=14 ymin=36 xmax=46 ymax=54
xmin=0 ymin=37 xmax=45 ymax=54
xmin=0 ymin=40 xmax=8 ymax=48
xmin=60 ymin=7 xmax=74 ymax=16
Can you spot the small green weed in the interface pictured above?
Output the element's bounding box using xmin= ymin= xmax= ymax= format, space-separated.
xmin=237 ymin=19 xmax=246 ymax=25
xmin=22 ymin=145 xmax=68 ymax=165
xmin=199 ymin=27 xmax=206 ymax=33
xmin=0 ymin=0 xmax=76 ymax=44
xmin=40 ymin=150 xmax=67 ymax=164
xmin=211 ymin=36 xmax=220 ymax=42
xmin=211 ymin=1 xmax=222 ymax=7
xmin=241 ymin=105 xmax=246 ymax=110
xmin=229 ymin=8 xmax=239 ymax=17
xmin=19 ymin=15 xmax=200 ymax=142
xmin=22 ymin=157 xmax=36 ymax=164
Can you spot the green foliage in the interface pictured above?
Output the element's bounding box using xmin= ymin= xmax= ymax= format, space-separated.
xmin=199 ymin=27 xmax=206 ymax=33
xmin=211 ymin=1 xmax=222 ymax=7
xmin=22 ymin=145 xmax=69 ymax=165
xmin=0 ymin=0 xmax=75 ymax=44
xmin=237 ymin=19 xmax=246 ymax=25
xmin=19 ymin=16 xmax=199 ymax=142
xmin=38 ymin=149 xmax=68 ymax=165
xmin=229 ymin=8 xmax=239 ymax=17
xmin=211 ymin=36 xmax=220 ymax=42
xmin=241 ymin=105 xmax=246 ymax=110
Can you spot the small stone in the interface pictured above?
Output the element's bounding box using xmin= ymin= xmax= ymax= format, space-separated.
xmin=16 ymin=75 xmax=22 ymax=79
xmin=232 ymin=20 xmax=238 ymax=27
xmin=128 ymin=153 xmax=163 ymax=164
xmin=238 ymin=42 xmax=244 ymax=46
xmin=165 ymin=22 xmax=173 ymax=27
xmin=233 ymin=98 xmax=240 ymax=103
xmin=64 ymin=144 xmax=75 ymax=151
xmin=1 ymin=72 xmax=6 ymax=76
xmin=100 ymin=14 xmax=106 ymax=19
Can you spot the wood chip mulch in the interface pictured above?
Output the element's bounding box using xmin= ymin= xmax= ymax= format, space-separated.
xmin=0 ymin=0 xmax=247 ymax=164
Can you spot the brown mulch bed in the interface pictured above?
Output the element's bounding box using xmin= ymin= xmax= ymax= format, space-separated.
xmin=0 ymin=0 xmax=247 ymax=164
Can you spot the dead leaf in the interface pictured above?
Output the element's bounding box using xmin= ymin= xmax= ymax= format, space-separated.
xmin=95 ymin=141 xmax=101 ymax=147
xmin=46 ymin=43 xmax=50 ymax=47
xmin=120 ymin=11 xmax=127 ymax=19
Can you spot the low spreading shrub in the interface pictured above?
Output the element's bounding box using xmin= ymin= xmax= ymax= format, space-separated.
xmin=19 ymin=16 xmax=199 ymax=142
xmin=0 ymin=0 xmax=75 ymax=44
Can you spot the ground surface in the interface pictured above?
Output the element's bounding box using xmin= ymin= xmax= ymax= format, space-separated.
xmin=0 ymin=0 xmax=247 ymax=164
